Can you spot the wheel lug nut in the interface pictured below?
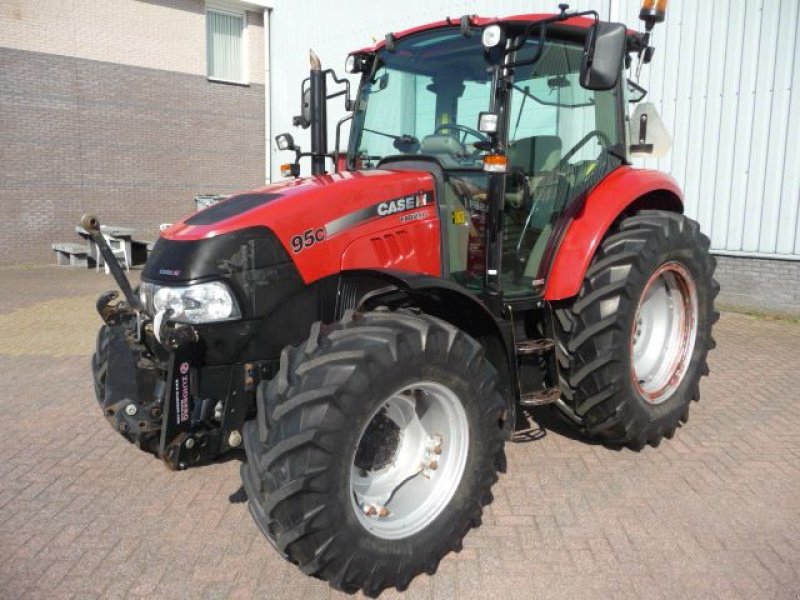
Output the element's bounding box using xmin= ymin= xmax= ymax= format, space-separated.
xmin=228 ymin=430 xmax=242 ymax=447
xmin=363 ymin=504 xmax=390 ymax=518
xmin=427 ymin=434 xmax=444 ymax=455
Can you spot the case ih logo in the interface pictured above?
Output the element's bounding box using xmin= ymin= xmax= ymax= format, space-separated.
xmin=179 ymin=361 xmax=190 ymax=375
xmin=377 ymin=191 xmax=429 ymax=216
xmin=321 ymin=190 xmax=433 ymax=239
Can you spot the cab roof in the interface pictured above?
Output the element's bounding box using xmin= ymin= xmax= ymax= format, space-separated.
xmin=352 ymin=13 xmax=640 ymax=54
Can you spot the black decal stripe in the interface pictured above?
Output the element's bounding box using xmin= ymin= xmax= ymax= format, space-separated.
xmin=185 ymin=193 xmax=282 ymax=226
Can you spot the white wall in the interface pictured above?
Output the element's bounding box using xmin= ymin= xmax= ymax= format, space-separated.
xmin=619 ymin=0 xmax=800 ymax=259
xmin=268 ymin=0 xmax=800 ymax=259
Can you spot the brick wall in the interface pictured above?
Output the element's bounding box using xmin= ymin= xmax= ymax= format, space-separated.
xmin=714 ymin=255 xmax=800 ymax=317
xmin=0 ymin=0 xmax=265 ymax=85
xmin=0 ymin=47 xmax=265 ymax=264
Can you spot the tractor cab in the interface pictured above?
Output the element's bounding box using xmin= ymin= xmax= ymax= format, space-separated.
xmin=346 ymin=19 xmax=627 ymax=297
xmin=280 ymin=7 xmax=645 ymax=313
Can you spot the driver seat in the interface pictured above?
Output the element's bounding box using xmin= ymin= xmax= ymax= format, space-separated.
xmin=508 ymin=135 xmax=562 ymax=174
xmin=420 ymin=135 xmax=464 ymax=156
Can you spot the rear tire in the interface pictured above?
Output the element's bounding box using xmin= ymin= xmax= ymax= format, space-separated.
xmin=552 ymin=210 xmax=719 ymax=449
xmin=240 ymin=311 xmax=506 ymax=596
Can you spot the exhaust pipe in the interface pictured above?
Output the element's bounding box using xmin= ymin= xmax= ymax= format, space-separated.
xmin=309 ymin=49 xmax=328 ymax=176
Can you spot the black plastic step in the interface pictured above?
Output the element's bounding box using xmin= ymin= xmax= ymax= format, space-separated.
xmin=515 ymin=338 xmax=555 ymax=356
xmin=520 ymin=387 xmax=560 ymax=407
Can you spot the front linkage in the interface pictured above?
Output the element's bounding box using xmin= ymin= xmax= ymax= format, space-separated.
xmin=85 ymin=215 xmax=255 ymax=470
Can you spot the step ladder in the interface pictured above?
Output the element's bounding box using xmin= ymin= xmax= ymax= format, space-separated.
xmin=515 ymin=338 xmax=561 ymax=408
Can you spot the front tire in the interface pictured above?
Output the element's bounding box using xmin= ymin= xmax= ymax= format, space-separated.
xmin=553 ymin=210 xmax=719 ymax=449
xmin=92 ymin=324 xmax=161 ymax=455
xmin=240 ymin=311 xmax=506 ymax=596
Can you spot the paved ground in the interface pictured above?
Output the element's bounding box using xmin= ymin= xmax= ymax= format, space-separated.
xmin=0 ymin=265 xmax=798 ymax=600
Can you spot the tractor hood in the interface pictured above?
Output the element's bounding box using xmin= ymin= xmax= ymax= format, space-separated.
xmin=163 ymin=169 xmax=434 ymax=243
xmin=144 ymin=169 xmax=438 ymax=286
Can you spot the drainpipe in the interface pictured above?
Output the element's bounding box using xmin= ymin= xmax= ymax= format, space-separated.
xmin=263 ymin=7 xmax=272 ymax=183
xmin=608 ymin=0 xmax=620 ymax=22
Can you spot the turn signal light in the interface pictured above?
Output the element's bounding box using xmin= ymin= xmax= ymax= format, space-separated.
xmin=483 ymin=154 xmax=508 ymax=173
xmin=281 ymin=163 xmax=300 ymax=178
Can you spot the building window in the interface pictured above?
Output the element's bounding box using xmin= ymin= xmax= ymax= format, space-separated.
xmin=206 ymin=8 xmax=247 ymax=84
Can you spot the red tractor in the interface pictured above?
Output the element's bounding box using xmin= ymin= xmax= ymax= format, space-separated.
xmin=87 ymin=1 xmax=717 ymax=595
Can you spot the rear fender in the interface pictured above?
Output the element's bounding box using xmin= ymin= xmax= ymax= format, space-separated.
xmin=544 ymin=167 xmax=684 ymax=301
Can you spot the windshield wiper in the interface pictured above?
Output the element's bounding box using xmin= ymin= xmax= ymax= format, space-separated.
xmin=362 ymin=128 xmax=420 ymax=153
xmin=511 ymin=83 xmax=595 ymax=109
xmin=362 ymin=128 xmax=418 ymax=144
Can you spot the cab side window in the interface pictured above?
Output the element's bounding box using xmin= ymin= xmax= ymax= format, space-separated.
xmin=501 ymin=40 xmax=622 ymax=296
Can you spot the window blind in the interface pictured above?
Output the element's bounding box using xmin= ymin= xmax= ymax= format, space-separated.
xmin=207 ymin=9 xmax=244 ymax=82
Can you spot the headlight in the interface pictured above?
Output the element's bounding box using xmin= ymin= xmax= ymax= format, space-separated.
xmin=141 ymin=281 xmax=241 ymax=324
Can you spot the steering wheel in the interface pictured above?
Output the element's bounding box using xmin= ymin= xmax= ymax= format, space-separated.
xmin=556 ymin=130 xmax=612 ymax=171
xmin=433 ymin=123 xmax=489 ymax=150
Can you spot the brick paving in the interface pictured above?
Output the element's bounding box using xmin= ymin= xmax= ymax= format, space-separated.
xmin=0 ymin=266 xmax=798 ymax=600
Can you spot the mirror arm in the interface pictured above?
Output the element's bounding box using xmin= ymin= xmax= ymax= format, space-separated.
xmin=504 ymin=25 xmax=547 ymax=70
xmin=325 ymin=69 xmax=354 ymax=111
xmin=502 ymin=9 xmax=599 ymax=70
xmin=626 ymin=78 xmax=648 ymax=103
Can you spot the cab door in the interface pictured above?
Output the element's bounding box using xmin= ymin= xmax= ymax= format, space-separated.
xmin=500 ymin=38 xmax=624 ymax=297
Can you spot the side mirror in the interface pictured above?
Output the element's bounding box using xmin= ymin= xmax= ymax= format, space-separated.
xmin=293 ymin=88 xmax=313 ymax=129
xmin=580 ymin=22 xmax=627 ymax=91
xmin=301 ymin=88 xmax=312 ymax=127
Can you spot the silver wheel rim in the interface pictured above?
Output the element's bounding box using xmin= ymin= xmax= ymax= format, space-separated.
xmin=350 ymin=381 xmax=469 ymax=540
xmin=631 ymin=262 xmax=699 ymax=404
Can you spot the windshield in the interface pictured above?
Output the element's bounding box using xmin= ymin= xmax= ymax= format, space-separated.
xmin=347 ymin=24 xmax=625 ymax=298
xmin=350 ymin=29 xmax=494 ymax=169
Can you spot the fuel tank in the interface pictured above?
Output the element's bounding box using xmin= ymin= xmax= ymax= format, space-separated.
xmin=156 ymin=169 xmax=442 ymax=285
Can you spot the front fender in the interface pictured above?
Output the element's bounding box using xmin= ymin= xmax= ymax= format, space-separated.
xmin=544 ymin=167 xmax=684 ymax=301
xmin=341 ymin=269 xmax=516 ymax=427
xmin=345 ymin=269 xmax=505 ymax=342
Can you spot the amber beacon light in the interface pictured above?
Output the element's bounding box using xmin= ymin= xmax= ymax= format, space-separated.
xmin=640 ymin=0 xmax=668 ymax=30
